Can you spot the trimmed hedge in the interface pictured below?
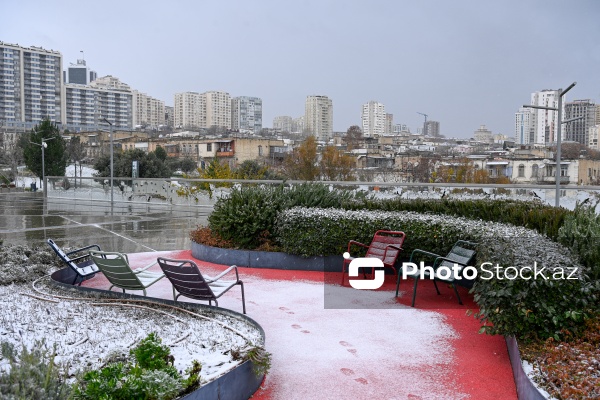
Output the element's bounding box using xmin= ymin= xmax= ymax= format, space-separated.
xmin=275 ymin=207 xmax=596 ymax=340
xmin=343 ymin=197 xmax=572 ymax=241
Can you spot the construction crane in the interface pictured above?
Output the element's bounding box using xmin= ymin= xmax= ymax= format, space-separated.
xmin=417 ymin=112 xmax=428 ymax=135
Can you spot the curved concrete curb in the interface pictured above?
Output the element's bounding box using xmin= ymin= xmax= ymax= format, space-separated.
xmin=505 ymin=336 xmax=548 ymax=400
xmin=51 ymin=268 xmax=265 ymax=400
xmin=191 ymin=241 xmax=344 ymax=272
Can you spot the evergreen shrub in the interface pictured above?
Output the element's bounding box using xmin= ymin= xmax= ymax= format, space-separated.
xmin=345 ymin=197 xmax=572 ymax=240
xmin=207 ymin=183 xmax=362 ymax=249
xmin=558 ymin=203 xmax=600 ymax=281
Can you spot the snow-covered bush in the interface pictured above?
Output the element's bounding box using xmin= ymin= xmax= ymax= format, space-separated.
xmin=0 ymin=245 xmax=61 ymax=285
xmin=276 ymin=207 xmax=595 ymax=340
xmin=345 ymin=197 xmax=572 ymax=241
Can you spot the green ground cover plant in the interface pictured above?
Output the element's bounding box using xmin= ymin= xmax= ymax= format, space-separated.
xmin=0 ymin=340 xmax=71 ymax=400
xmin=71 ymin=332 xmax=200 ymax=400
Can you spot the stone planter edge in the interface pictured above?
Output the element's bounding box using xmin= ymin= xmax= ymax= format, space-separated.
xmin=191 ymin=241 xmax=343 ymax=272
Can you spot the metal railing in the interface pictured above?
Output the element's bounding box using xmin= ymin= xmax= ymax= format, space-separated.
xmin=45 ymin=175 xmax=600 ymax=210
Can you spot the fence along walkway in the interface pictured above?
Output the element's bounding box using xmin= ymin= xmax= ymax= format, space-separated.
xmin=46 ymin=175 xmax=600 ymax=210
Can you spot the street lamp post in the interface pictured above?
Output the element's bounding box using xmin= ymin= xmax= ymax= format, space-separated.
xmin=102 ymin=118 xmax=114 ymax=207
xmin=523 ymin=82 xmax=576 ymax=207
xmin=29 ymin=137 xmax=55 ymax=198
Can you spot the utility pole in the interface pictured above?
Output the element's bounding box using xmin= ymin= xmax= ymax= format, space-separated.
xmin=523 ymin=82 xmax=577 ymax=207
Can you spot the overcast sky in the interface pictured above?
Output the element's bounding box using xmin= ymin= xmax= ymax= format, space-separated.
xmin=3 ymin=0 xmax=599 ymax=138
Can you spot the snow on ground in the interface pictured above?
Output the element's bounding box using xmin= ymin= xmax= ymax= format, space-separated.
xmin=0 ymin=279 xmax=263 ymax=384
xmin=205 ymin=272 xmax=465 ymax=400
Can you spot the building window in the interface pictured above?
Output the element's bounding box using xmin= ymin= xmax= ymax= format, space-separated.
xmin=207 ymin=143 xmax=212 ymax=152
xmin=258 ymin=145 xmax=263 ymax=156
xmin=518 ymin=164 xmax=525 ymax=178
xmin=531 ymin=164 xmax=539 ymax=179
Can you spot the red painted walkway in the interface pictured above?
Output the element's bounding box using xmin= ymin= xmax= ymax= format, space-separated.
xmin=82 ymin=250 xmax=517 ymax=400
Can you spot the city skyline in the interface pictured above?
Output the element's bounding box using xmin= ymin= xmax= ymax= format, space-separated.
xmin=2 ymin=0 xmax=599 ymax=138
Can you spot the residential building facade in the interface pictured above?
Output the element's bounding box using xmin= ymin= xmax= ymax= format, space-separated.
xmin=132 ymin=90 xmax=165 ymax=129
xmin=361 ymin=101 xmax=386 ymax=137
xmin=564 ymin=99 xmax=597 ymax=145
xmin=305 ymin=95 xmax=333 ymax=139
xmin=530 ymin=90 xmax=561 ymax=144
xmin=292 ymin=116 xmax=304 ymax=134
xmin=273 ymin=116 xmax=293 ymax=133
xmin=0 ymin=41 xmax=65 ymax=127
xmin=174 ymin=92 xmax=205 ymax=129
xmin=424 ymin=120 xmax=440 ymax=137
xmin=515 ymin=107 xmax=534 ymax=144
xmin=231 ymin=96 xmax=262 ymax=133
xmin=205 ymin=91 xmax=231 ymax=129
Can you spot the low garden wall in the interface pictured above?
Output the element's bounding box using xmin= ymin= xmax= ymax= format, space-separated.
xmin=191 ymin=241 xmax=343 ymax=272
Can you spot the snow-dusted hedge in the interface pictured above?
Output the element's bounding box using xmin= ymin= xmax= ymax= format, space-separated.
xmin=276 ymin=207 xmax=595 ymax=340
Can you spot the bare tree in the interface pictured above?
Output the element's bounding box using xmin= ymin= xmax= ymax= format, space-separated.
xmin=345 ymin=125 xmax=363 ymax=150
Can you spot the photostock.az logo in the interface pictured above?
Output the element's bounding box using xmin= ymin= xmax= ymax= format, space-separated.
xmin=343 ymin=252 xmax=385 ymax=290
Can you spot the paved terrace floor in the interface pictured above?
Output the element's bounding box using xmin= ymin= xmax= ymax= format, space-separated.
xmin=0 ymin=192 xmax=517 ymax=400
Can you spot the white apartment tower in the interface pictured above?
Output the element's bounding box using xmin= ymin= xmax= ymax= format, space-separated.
xmin=530 ymin=90 xmax=561 ymax=144
xmin=305 ymin=95 xmax=333 ymax=139
xmin=515 ymin=107 xmax=534 ymax=144
xmin=133 ymin=91 xmax=165 ymax=129
xmin=231 ymin=96 xmax=262 ymax=133
xmin=292 ymin=116 xmax=305 ymax=134
xmin=174 ymin=92 xmax=205 ymax=129
xmin=361 ymin=101 xmax=386 ymax=137
xmin=205 ymin=91 xmax=231 ymax=129
xmin=0 ymin=42 xmax=65 ymax=126
xmin=86 ymin=76 xmax=133 ymax=129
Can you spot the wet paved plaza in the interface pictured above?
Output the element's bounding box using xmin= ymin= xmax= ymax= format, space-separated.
xmin=0 ymin=192 xmax=211 ymax=253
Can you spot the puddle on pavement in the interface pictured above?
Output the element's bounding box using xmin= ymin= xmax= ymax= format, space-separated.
xmin=0 ymin=192 xmax=210 ymax=253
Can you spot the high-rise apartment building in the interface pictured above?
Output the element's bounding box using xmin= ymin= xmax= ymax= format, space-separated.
xmin=564 ymin=99 xmax=596 ymax=145
xmin=231 ymin=96 xmax=262 ymax=133
xmin=174 ymin=92 xmax=205 ymax=129
xmin=88 ymin=76 xmax=133 ymax=129
xmin=64 ymin=83 xmax=132 ymax=129
xmin=424 ymin=120 xmax=440 ymax=137
xmin=273 ymin=116 xmax=293 ymax=133
xmin=305 ymin=95 xmax=333 ymax=139
xmin=174 ymin=91 xmax=231 ymax=130
xmin=589 ymin=125 xmax=600 ymax=150
xmin=0 ymin=41 xmax=65 ymax=126
xmin=133 ymin=90 xmax=165 ymax=129
xmin=205 ymin=91 xmax=231 ymax=129
xmin=515 ymin=107 xmax=534 ymax=144
xmin=292 ymin=116 xmax=304 ymax=134
xmin=165 ymin=106 xmax=174 ymax=128
xmin=361 ymin=101 xmax=386 ymax=137
xmin=385 ymin=113 xmax=393 ymax=134
xmin=530 ymin=90 xmax=561 ymax=144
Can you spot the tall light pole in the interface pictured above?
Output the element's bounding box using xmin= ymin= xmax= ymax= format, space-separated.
xmin=523 ymin=82 xmax=576 ymax=207
xmin=29 ymin=136 xmax=55 ymax=198
xmin=102 ymin=118 xmax=114 ymax=207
